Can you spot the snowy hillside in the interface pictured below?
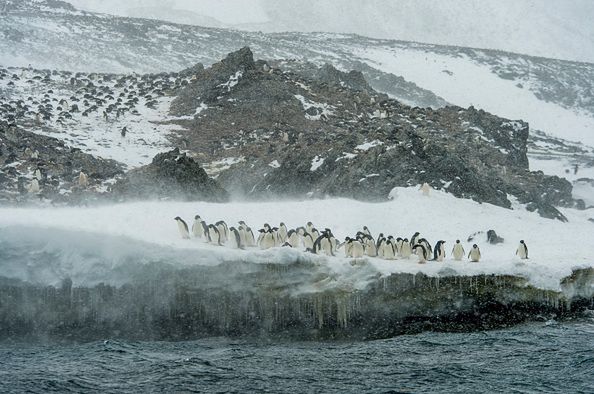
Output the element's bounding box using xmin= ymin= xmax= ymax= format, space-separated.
xmin=0 ymin=188 xmax=592 ymax=291
xmin=67 ymin=0 xmax=594 ymax=63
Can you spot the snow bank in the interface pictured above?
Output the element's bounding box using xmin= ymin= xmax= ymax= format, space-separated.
xmin=0 ymin=188 xmax=592 ymax=291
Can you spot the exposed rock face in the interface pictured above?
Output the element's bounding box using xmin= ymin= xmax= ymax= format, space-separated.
xmin=112 ymin=148 xmax=228 ymax=202
xmin=168 ymin=47 xmax=573 ymax=220
xmin=0 ymin=121 xmax=123 ymax=205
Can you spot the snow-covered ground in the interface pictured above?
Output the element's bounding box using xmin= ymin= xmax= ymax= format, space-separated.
xmin=1 ymin=187 xmax=592 ymax=292
xmin=356 ymin=46 xmax=594 ymax=147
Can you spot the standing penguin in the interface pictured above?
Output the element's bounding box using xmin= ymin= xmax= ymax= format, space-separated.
xmin=302 ymin=232 xmax=315 ymax=251
xmin=313 ymin=231 xmax=334 ymax=256
xmin=208 ymin=224 xmax=221 ymax=245
xmin=376 ymin=233 xmax=386 ymax=257
xmin=350 ymin=239 xmax=365 ymax=258
xmin=451 ymin=240 xmax=465 ymax=261
xmin=364 ymin=235 xmax=378 ymax=257
xmin=433 ymin=240 xmax=446 ymax=261
xmin=216 ymin=221 xmax=229 ymax=244
xmin=410 ymin=232 xmax=420 ymax=247
xmin=78 ymin=171 xmax=88 ymax=188
xmin=245 ymin=227 xmax=256 ymax=247
xmin=28 ymin=178 xmax=40 ymax=194
xmin=286 ymin=229 xmax=300 ymax=248
xmin=362 ymin=226 xmax=372 ymax=237
xmin=395 ymin=237 xmax=404 ymax=257
xmin=516 ymin=240 xmax=529 ymax=259
xmin=228 ymin=227 xmax=243 ymax=249
xmin=192 ymin=215 xmax=204 ymax=238
xmin=278 ymin=222 xmax=288 ymax=243
xmin=412 ymin=244 xmax=428 ymax=264
xmin=260 ymin=230 xmax=276 ymax=250
xmin=468 ymin=244 xmax=481 ymax=262
xmin=417 ymin=238 xmax=433 ymax=258
xmin=400 ymin=238 xmax=412 ymax=258
xmin=174 ymin=217 xmax=190 ymax=239
xmin=381 ymin=239 xmax=396 ymax=260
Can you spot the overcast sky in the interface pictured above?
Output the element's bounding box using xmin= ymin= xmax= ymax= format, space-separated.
xmin=67 ymin=0 xmax=594 ymax=63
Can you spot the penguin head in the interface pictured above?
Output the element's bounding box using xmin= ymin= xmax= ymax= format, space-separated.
xmin=403 ymin=238 xmax=408 ymax=242
xmin=280 ymin=222 xmax=285 ymax=226
xmin=520 ymin=240 xmax=525 ymax=244
xmin=258 ymin=229 xmax=265 ymax=233
xmin=379 ymin=233 xmax=384 ymax=237
xmin=194 ymin=215 xmax=201 ymax=220
xmin=456 ymin=240 xmax=460 ymax=244
xmin=473 ymin=244 xmax=478 ymax=248
xmin=239 ymin=220 xmax=246 ymax=225
xmin=414 ymin=232 xmax=420 ymax=236
xmin=174 ymin=216 xmax=182 ymax=221
xmin=307 ymin=221 xmax=313 ymax=226
xmin=363 ymin=226 xmax=369 ymax=230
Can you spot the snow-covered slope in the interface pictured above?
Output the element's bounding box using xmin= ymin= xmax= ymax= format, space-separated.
xmin=67 ymin=0 xmax=594 ymax=63
xmin=0 ymin=188 xmax=592 ymax=291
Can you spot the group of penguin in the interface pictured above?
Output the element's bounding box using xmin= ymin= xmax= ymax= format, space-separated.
xmin=174 ymin=216 xmax=530 ymax=263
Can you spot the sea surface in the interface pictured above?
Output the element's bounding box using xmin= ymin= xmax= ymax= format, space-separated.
xmin=1 ymin=317 xmax=592 ymax=393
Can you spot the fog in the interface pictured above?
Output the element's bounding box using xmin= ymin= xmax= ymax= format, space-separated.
xmin=67 ymin=0 xmax=594 ymax=62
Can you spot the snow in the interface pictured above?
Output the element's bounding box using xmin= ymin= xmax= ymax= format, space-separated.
xmin=294 ymin=94 xmax=334 ymax=121
xmin=355 ymin=140 xmax=384 ymax=151
xmin=310 ymin=156 xmax=324 ymax=171
xmin=218 ymin=71 xmax=243 ymax=91
xmin=268 ymin=160 xmax=281 ymax=168
xmin=356 ymin=47 xmax=594 ymax=147
xmin=0 ymin=188 xmax=592 ymax=291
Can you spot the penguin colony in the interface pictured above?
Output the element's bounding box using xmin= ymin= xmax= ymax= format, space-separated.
xmin=174 ymin=216 xmax=530 ymax=263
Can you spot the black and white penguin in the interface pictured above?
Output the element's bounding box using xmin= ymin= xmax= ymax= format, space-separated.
xmin=260 ymin=229 xmax=276 ymax=250
xmin=256 ymin=228 xmax=266 ymax=247
xmin=302 ymin=232 xmax=314 ymax=251
xmin=381 ymin=239 xmax=396 ymax=260
xmin=433 ymin=240 xmax=446 ymax=261
xmin=417 ymin=238 xmax=433 ymax=258
xmin=216 ymin=220 xmax=229 ymax=244
xmin=350 ymin=239 xmax=365 ymax=258
xmin=228 ymin=227 xmax=243 ymax=249
xmin=78 ymin=171 xmax=88 ymax=187
xmin=278 ymin=222 xmax=288 ymax=243
xmin=364 ymin=235 xmax=377 ymax=257
xmin=313 ymin=231 xmax=334 ymax=256
xmin=400 ymin=238 xmax=412 ymax=258
xmin=208 ymin=224 xmax=221 ymax=245
xmin=305 ymin=222 xmax=315 ymax=235
xmin=174 ymin=216 xmax=190 ymax=239
xmin=468 ymin=244 xmax=481 ymax=262
xmin=362 ymin=226 xmax=372 ymax=237
xmin=412 ymin=244 xmax=428 ymax=264
xmin=245 ymin=227 xmax=256 ymax=247
xmin=410 ymin=232 xmax=420 ymax=247
xmin=192 ymin=215 xmax=204 ymax=238
xmin=516 ymin=240 xmax=528 ymax=259
xmin=286 ymin=229 xmax=300 ymax=248
xmin=452 ymin=240 xmax=465 ymax=261
xmin=395 ymin=237 xmax=404 ymax=257
xmin=237 ymin=224 xmax=247 ymax=246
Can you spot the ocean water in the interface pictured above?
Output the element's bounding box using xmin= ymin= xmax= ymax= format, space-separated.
xmin=1 ymin=318 xmax=592 ymax=393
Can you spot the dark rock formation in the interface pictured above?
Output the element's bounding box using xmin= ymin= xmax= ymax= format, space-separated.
xmin=112 ymin=148 xmax=228 ymax=202
xmin=0 ymin=121 xmax=123 ymax=205
xmin=167 ymin=47 xmax=573 ymax=219
xmin=487 ymin=230 xmax=504 ymax=244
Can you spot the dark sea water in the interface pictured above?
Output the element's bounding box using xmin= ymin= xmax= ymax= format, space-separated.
xmin=1 ymin=317 xmax=593 ymax=394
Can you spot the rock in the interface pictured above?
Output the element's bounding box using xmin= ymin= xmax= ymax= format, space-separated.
xmin=112 ymin=148 xmax=228 ymax=202
xmin=487 ymin=230 xmax=504 ymax=244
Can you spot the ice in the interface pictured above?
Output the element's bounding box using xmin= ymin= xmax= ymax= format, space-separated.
xmin=0 ymin=187 xmax=592 ymax=292
xmin=310 ymin=156 xmax=324 ymax=171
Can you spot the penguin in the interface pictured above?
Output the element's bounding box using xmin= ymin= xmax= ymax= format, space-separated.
xmin=28 ymin=178 xmax=40 ymax=194
xmin=305 ymin=221 xmax=315 ymax=235
xmin=468 ymin=244 xmax=481 ymax=262
xmin=278 ymin=222 xmax=288 ymax=243
xmin=362 ymin=226 xmax=372 ymax=237
xmin=263 ymin=223 xmax=271 ymax=232
xmin=228 ymin=227 xmax=243 ymax=249
xmin=433 ymin=240 xmax=446 ymax=261
xmin=342 ymin=237 xmax=353 ymax=257
xmin=364 ymin=235 xmax=377 ymax=257
xmin=34 ymin=168 xmax=42 ymax=180
xmin=78 ymin=171 xmax=88 ymax=187
xmin=324 ymin=228 xmax=338 ymax=253
xmin=257 ymin=228 xmax=266 ymax=247
xmin=271 ymin=227 xmax=281 ymax=247
xmin=245 ymin=227 xmax=256 ymax=247
xmin=350 ymin=239 xmax=365 ymax=258
xmin=410 ymin=232 xmax=420 ymax=247
xmin=381 ymin=239 xmax=396 ymax=260
xmin=237 ymin=224 xmax=247 ymax=246
xmin=412 ymin=244 xmax=428 ymax=264
xmin=400 ymin=238 xmax=412 ymax=258
xmin=395 ymin=237 xmax=403 ymax=256
xmin=451 ymin=240 xmax=465 ymax=261
xmin=310 ymin=227 xmax=320 ymax=240
xmin=121 ymin=126 xmax=127 ymax=137
xmin=417 ymin=238 xmax=433 ymax=259
xmin=302 ymin=232 xmax=314 ymax=251
xmin=192 ymin=215 xmax=204 ymax=238
xmin=375 ymin=233 xmax=385 ymax=252
xmin=208 ymin=224 xmax=221 ymax=245
xmin=30 ymin=150 xmax=39 ymax=160
xmin=216 ymin=220 xmax=228 ymax=244
xmin=420 ymin=182 xmax=431 ymax=196
xmin=516 ymin=240 xmax=528 ymax=259
xmin=174 ymin=216 xmax=190 ymax=239
xmin=313 ymin=232 xmax=334 ymax=256
xmin=260 ymin=230 xmax=276 ymax=250
xmin=286 ymin=229 xmax=300 ymax=248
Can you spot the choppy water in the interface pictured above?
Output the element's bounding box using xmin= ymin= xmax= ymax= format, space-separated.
xmin=1 ymin=318 xmax=592 ymax=393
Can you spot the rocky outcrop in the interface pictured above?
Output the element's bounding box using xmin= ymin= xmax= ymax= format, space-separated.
xmin=0 ymin=121 xmax=123 ymax=205
xmin=112 ymin=148 xmax=228 ymax=202
xmin=167 ymin=48 xmax=573 ymax=220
